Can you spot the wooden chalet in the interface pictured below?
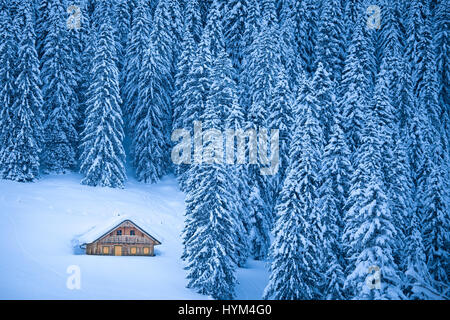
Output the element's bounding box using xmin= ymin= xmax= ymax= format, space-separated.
xmin=81 ymin=219 xmax=161 ymax=256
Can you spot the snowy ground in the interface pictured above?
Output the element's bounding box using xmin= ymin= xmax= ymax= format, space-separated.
xmin=0 ymin=173 xmax=269 ymax=299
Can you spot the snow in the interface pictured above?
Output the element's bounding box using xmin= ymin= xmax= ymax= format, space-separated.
xmin=0 ymin=173 xmax=269 ymax=299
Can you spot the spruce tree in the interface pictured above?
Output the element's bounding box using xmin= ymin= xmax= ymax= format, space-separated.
xmin=0 ymin=1 xmax=43 ymax=182
xmin=295 ymin=0 xmax=320 ymax=75
xmin=278 ymin=0 xmax=299 ymax=87
xmin=264 ymin=78 xmax=323 ymax=300
xmin=79 ymin=0 xmax=126 ymax=188
xmin=316 ymin=94 xmax=351 ymax=300
xmin=115 ymin=0 xmax=131 ymax=75
xmin=267 ymin=69 xmax=292 ymax=189
xmin=122 ymin=0 xmax=151 ymax=130
xmin=131 ymin=40 xmax=170 ymax=183
xmin=0 ymin=2 xmax=17 ymax=175
xmin=421 ymin=141 xmax=449 ymax=285
xmin=343 ymin=108 xmax=404 ymax=299
xmin=339 ymin=9 xmax=375 ymax=154
xmin=40 ymin=0 xmax=79 ymax=173
xmin=173 ymin=0 xmax=201 ymax=132
xmin=224 ymin=0 xmax=249 ymax=76
xmin=316 ymin=0 xmax=345 ymax=83
xmin=176 ymin=31 xmax=211 ymax=190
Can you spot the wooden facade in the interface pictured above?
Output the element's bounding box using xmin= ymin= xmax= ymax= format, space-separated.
xmin=84 ymin=220 xmax=161 ymax=256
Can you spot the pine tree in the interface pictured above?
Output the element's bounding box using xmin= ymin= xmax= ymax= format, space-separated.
xmin=434 ymin=0 xmax=449 ymax=111
xmin=239 ymin=0 xmax=260 ymax=114
xmin=115 ymin=0 xmax=131 ymax=75
xmin=339 ymin=9 xmax=375 ymax=155
xmin=122 ymin=0 xmax=151 ymax=130
xmin=176 ymin=31 xmax=212 ymax=190
xmin=316 ymin=0 xmax=345 ymax=83
xmin=267 ymin=69 xmax=292 ymax=184
xmin=224 ymin=0 xmax=249 ymax=76
xmin=264 ymin=78 xmax=323 ymax=300
xmin=183 ymin=40 xmax=239 ymax=304
xmin=0 ymin=1 xmax=43 ymax=182
xmin=79 ymin=0 xmax=126 ymax=188
xmin=421 ymin=141 xmax=449 ymax=285
xmin=141 ymin=0 xmax=183 ymax=178
xmin=247 ymin=182 xmax=271 ymax=261
xmin=173 ymin=0 xmax=202 ymax=132
xmin=343 ymin=107 xmax=404 ymax=299
xmin=248 ymin=9 xmax=282 ymax=129
xmin=0 ymin=2 xmax=17 ymax=174
xmin=40 ymin=0 xmax=79 ymax=173
xmin=183 ymin=0 xmax=202 ymax=44
xmin=295 ymin=0 xmax=320 ymax=75
xmin=246 ymin=10 xmax=284 ymax=239
xmin=407 ymin=0 xmax=441 ymax=128
xmin=433 ymin=0 xmax=449 ymax=157
xmin=316 ymin=94 xmax=351 ymax=300
xmin=183 ymin=161 xmax=238 ymax=299
xmin=67 ymin=0 xmax=88 ymax=135
xmin=404 ymin=208 xmax=436 ymax=299
xmin=131 ymin=40 xmax=170 ymax=183
xmin=312 ymin=62 xmax=334 ymax=142
xmin=35 ymin=0 xmax=50 ymax=60
xmin=278 ymin=0 xmax=299 ymax=87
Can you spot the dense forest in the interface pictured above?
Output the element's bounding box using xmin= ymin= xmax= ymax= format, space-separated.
xmin=0 ymin=0 xmax=448 ymax=299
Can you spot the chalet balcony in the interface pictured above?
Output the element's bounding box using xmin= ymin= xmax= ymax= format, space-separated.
xmin=99 ymin=235 xmax=153 ymax=244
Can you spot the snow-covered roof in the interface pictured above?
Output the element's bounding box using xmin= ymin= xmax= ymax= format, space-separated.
xmin=73 ymin=214 xmax=162 ymax=247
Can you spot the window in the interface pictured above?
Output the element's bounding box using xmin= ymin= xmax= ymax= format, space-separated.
xmin=130 ymin=230 xmax=135 ymax=236
xmin=116 ymin=230 xmax=122 ymax=235
xmin=103 ymin=246 xmax=109 ymax=254
xmin=143 ymin=247 xmax=149 ymax=255
xmin=130 ymin=247 xmax=137 ymax=255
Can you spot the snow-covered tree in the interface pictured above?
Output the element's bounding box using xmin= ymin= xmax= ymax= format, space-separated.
xmin=224 ymin=0 xmax=249 ymax=76
xmin=122 ymin=0 xmax=151 ymax=129
xmin=40 ymin=0 xmax=79 ymax=173
xmin=0 ymin=2 xmax=17 ymax=175
xmin=316 ymin=94 xmax=352 ymax=299
xmin=343 ymin=107 xmax=404 ymax=299
xmin=433 ymin=0 xmax=449 ymax=157
xmin=131 ymin=40 xmax=171 ymax=184
xmin=183 ymin=161 xmax=238 ymax=300
xmin=316 ymin=0 xmax=345 ymax=83
xmin=114 ymin=0 xmax=131 ymax=75
xmin=239 ymin=0 xmax=260 ymax=116
xmin=264 ymin=78 xmax=323 ymax=300
xmin=312 ymin=62 xmax=334 ymax=142
xmin=277 ymin=0 xmax=299 ymax=87
xmin=137 ymin=0 xmax=182 ymax=178
xmin=172 ymin=0 xmax=200 ymax=131
xmin=295 ymin=0 xmax=320 ymax=75
xmin=421 ymin=141 xmax=449 ymax=285
xmin=267 ymin=69 xmax=292 ymax=185
xmin=182 ymin=42 xmax=240 ymax=303
xmin=0 ymin=1 xmax=43 ymax=182
xmin=79 ymin=0 xmax=126 ymax=188
xmin=434 ymin=0 xmax=449 ymax=111
xmin=339 ymin=8 xmax=375 ymax=155
xmin=175 ymin=30 xmax=212 ymax=190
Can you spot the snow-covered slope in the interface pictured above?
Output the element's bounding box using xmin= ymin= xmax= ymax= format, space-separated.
xmin=0 ymin=174 xmax=268 ymax=299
